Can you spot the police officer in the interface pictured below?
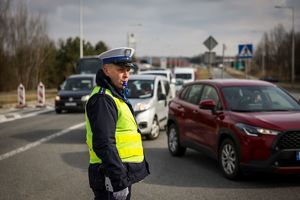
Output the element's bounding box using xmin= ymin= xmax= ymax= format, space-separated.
xmin=85 ymin=47 xmax=150 ymax=200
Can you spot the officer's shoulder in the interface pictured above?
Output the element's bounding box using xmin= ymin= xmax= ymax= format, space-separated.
xmin=89 ymin=88 xmax=114 ymax=104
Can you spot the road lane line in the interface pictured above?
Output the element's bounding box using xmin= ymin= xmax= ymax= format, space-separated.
xmin=0 ymin=122 xmax=85 ymax=161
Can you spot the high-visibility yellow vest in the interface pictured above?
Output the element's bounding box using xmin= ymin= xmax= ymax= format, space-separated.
xmin=86 ymin=86 xmax=144 ymax=164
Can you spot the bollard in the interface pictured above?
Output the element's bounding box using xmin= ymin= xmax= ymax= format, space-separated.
xmin=36 ymin=82 xmax=46 ymax=107
xmin=16 ymin=83 xmax=26 ymax=108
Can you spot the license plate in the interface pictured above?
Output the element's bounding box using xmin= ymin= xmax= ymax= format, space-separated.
xmin=296 ymin=152 xmax=300 ymax=161
xmin=65 ymin=102 xmax=77 ymax=106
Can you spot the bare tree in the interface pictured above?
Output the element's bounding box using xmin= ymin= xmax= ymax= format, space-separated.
xmin=0 ymin=0 xmax=12 ymax=91
xmin=254 ymin=24 xmax=292 ymax=81
xmin=0 ymin=1 xmax=51 ymax=91
xmin=8 ymin=2 xmax=50 ymax=89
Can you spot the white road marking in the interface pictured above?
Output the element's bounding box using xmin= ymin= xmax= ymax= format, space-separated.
xmin=0 ymin=106 xmax=54 ymax=124
xmin=0 ymin=122 xmax=85 ymax=161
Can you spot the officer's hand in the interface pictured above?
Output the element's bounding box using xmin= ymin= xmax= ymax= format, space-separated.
xmin=113 ymin=187 xmax=129 ymax=200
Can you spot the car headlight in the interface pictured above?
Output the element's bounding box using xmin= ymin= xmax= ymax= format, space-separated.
xmin=81 ymin=95 xmax=90 ymax=101
xmin=135 ymin=102 xmax=151 ymax=111
xmin=235 ymin=123 xmax=280 ymax=136
xmin=55 ymin=95 xmax=60 ymax=101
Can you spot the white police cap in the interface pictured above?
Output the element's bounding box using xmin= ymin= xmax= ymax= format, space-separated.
xmin=99 ymin=47 xmax=135 ymax=68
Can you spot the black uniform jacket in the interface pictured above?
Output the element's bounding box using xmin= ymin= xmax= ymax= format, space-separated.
xmin=86 ymin=69 xmax=150 ymax=192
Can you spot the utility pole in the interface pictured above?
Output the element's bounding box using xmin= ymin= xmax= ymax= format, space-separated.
xmin=80 ymin=0 xmax=83 ymax=58
xmin=221 ymin=44 xmax=226 ymax=79
xmin=291 ymin=7 xmax=295 ymax=83
xmin=262 ymin=45 xmax=265 ymax=79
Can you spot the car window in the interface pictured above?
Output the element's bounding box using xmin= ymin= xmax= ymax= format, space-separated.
xmin=175 ymin=79 xmax=184 ymax=86
xmin=179 ymin=86 xmax=190 ymax=100
xmin=200 ymin=85 xmax=221 ymax=109
xmin=163 ymin=80 xmax=170 ymax=96
xmin=127 ymin=79 xmax=154 ymax=99
xmin=185 ymin=84 xmax=203 ymax=105
xmin=62 ymin=77 xmax=93 ymax=91
xmin=201 ymin=85 xmax=219 ymax=101
xmin=175 ymin=73 xmax=192 ymax=80
xmin=157 ymin=81 xmax=163 ymax=98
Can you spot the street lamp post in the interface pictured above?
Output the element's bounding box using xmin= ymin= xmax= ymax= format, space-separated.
xmin=127 ymin=23 xmax=142 ymax=49
xmin=80 ymin=0 xmax=84 ymax=58
xmin=275 ymin=5 xmax=295 ymax=83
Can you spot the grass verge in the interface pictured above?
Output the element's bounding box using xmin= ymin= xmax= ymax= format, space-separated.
xmin=0 ymin=89 xmax=57 ymax=107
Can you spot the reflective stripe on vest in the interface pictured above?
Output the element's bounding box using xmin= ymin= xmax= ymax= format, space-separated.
xmin=86 ymin=86 xmax=144 ymax=164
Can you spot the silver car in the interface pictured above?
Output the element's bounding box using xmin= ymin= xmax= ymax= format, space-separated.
xmin=127 ymin=74 xmax=171 ymax=140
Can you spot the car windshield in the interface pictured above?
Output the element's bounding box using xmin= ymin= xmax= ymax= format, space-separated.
xmin=175 ymin=73 xmax=192 ymax=80
xmin=222 ymin=86 xmax=300 ymax=112
xmin=127 ymin=80 xmax=154 ymax=99
xmin=62 ymin=77 xmax=94 ymax=91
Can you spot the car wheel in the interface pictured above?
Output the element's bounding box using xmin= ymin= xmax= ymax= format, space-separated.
xmin=219 ymin=138 xmax=242 ymax=179
xmin=147 ymin=117 xmax=160 ymax=140
xmin=55 ymin=108 xmax=62 ymax=114
xmin=167 ymin=123 xmax=186 ymax=156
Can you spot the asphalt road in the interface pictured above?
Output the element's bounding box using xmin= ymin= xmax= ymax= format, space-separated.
xmin=1 ymin=110 xmax=300 ymax=200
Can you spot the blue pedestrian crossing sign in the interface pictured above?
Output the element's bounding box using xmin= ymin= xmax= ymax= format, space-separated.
xmin=238 ymin=44 xmax=253 ymax=58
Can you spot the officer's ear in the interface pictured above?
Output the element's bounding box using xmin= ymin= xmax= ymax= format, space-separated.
xmin=103 ymin=64 xmax=112 ymax=76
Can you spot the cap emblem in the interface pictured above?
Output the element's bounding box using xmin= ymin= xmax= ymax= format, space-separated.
xmin=125 ymin=49 xmax=132 ymax=57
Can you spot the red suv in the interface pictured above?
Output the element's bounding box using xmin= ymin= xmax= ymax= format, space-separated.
xmin=167 ymin=79 xmax=300 ymax=179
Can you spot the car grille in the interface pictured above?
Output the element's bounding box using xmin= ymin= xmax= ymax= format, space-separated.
xmin=60 ymin=96 xmax=81 ymax=100
xmin=277 ymin=131 xmax=300 ymax=149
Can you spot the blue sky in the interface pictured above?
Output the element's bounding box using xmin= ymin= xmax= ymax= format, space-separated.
xmin=21 ymin=0 xmax=300 ymax=57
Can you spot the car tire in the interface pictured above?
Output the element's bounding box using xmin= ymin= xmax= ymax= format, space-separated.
xmin=55 ymin=108 xmax=62 ymax=114
xmin=219 ymin=138 xmax=242 ymax=180
xmin=147 ymin=117 xmax=160 ymax=140
xmin=167 ymin=123 xmax=186 ymax=156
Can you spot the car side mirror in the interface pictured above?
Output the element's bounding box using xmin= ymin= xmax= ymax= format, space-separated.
xmin=158 ymin=93 xmax=167 ymax=101
xmin=199 ymin=99 xmax=216 ymax=114
xmin=57 ymin=85 xmax=61 ymax=91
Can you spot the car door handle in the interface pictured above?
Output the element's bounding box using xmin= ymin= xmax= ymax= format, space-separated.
xmin=193 ymin=110 xmax=199 ymax=114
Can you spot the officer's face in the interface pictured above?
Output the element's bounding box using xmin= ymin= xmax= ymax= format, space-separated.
xmin=103 ymin=64 xmax=130 ymax=89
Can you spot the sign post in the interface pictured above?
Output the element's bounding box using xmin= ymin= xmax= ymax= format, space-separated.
xmin=238 ymin=44 xmax=253 ymax=79
xmin=203 ymin=36 xmax=218 ymax=73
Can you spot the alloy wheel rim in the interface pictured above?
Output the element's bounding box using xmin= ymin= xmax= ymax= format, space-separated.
xmin=221 ymin=143 xmax=236 ymax=175
xmin=151 ymin=119 xmax=159 ymax=138
xmin=168 ymin=128 xmax=178 ymax=152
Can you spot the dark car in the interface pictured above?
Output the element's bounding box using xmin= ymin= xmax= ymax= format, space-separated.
xmin=55 ymin=74 xmax=96 ymax=113
xmin=167 ymin=79 xmax=300 ymax=179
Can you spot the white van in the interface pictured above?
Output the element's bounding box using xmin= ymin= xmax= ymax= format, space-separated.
xmin=174 ymin=67 xmax=195 ymax=83
xmin=127 ymin=74 xmax=170 ymax=140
